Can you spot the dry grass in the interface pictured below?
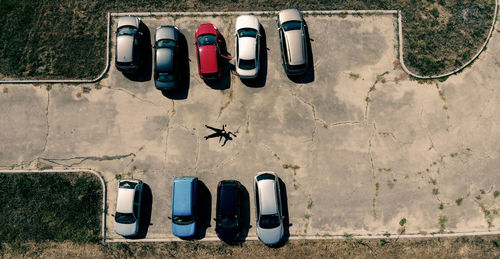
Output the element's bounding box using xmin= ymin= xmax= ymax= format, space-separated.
xmin=2 ymin=236 xmax=500 ymax=258
xmin=0 ymin=0 xmax=496 ymax=79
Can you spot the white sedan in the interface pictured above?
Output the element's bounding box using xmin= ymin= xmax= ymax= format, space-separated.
xmin=234 ymin=15 xmax=261 ymax=79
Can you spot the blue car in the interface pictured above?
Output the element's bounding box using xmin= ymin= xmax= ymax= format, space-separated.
xmin=171 ymin=177 xmax=198 ymax=238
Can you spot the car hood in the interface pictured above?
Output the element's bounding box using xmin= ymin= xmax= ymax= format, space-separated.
xmin=118 ymin=16 xmax=140 ymax=29
xmin=238 ymin=37 xmax=257 ymax=60
xmin=284 ymin=30 xmax=305 ymax=66
xmin=257 ymin=225 xmax=284 ymax=245
xmin=199 ymin=45 xmax=218 ymax=74
xmin=216 ymin=225 xmax=240 ymax=241
xmin=172 ymin=222 xmax=196 ymax=238
xmin=115 ymin=221 xmax=138 ymax=237
xmin=116 ymin=35 xmax=134 ymax=63
xmin=236 ymin=15 xmax=259 ymax=31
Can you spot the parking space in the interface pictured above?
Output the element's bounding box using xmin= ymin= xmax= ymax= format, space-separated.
xmin=1 ymin=13 xmax=499 ymax=241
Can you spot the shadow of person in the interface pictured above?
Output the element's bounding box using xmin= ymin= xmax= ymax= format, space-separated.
xmin=161 ymin=32 xmax=190 ymax=100
xmin=237 ymin=183 xmax=252 ymax=243
xmin=131 ymin=183 xmax=153 ymax=239
xmin=241 ymin=24 xmax=268 ymax=88
xmin=287 ymin=21 xmax=315 ymax=84
xmin=123 ymin=21 xmax=153 ymax=82
xmin=221 ymin=131 xmax=237 ymax=147
xmin=268 ymin=177 xmax=290 ymax=248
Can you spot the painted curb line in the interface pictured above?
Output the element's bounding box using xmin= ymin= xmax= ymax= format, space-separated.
xmin=0 ymin=5 xmax=497 ymax=84
xmin=0 ymin=169 xmax=108 ymax=243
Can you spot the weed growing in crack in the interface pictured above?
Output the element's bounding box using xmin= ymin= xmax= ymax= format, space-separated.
xmin=115 ymin=174 xmax=122 ymax=180
xmin=429 ymin=178 xmax=437 ymax=185
xmin=439 ymin=215 xmax=448 ymax=233
xmin=456 ymin=198 xmax=463 ymax=206
xmin=304 ymin=213 xmax=311 ymax=220
xmin=439 ymin=203 xmax=444 ymax=210
xmin=349 ymin=72 xmax=360 ymax=80
xmin=433 ymin=188 xmax=439 ymax=195
xmin=307 ymin=199 xmax=313 ymax=210
xmin=343 ymin=233 xmax=353 ymax=239
xmin=399 ymin=218 xmax=407 ymax=226
xmin=494 ymin=191 xmax=500 ymax=198
xmin=383 ymin=232 xmax=391 ymax=237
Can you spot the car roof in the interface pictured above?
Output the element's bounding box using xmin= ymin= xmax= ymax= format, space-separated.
xmin=118 ymin=16 xmax=140 ymax=29
xmin=156 ymin=48 xmax=174 ymax=72
xmin=116 ymin=35 xmax=134 ymax=63
xmin=198 ymin=45 xmax=219 ymax=74
xmin=256 ymin=173 xmax=279 ymax=215
xmin=196 ymin=23 xmax=217 ymax=38
xmin=235 ymin=15 xmax=259 ymax=31
xmin=156 ymin=26 xmax=179 ymax=42
xmin=284 ymin=30 xmax=306 ymax=65
xmin=278 ymin=9 xmax=302 ymax=23
xmin=172 ymin=177 xmax=197 ymax=216
xmin=218 ymin=182 xmax=239 ymax=216
xmin=238 ymin=37 xmax=257 ymax=60
xmin=116 ymin=188 xmax=135 ymax=214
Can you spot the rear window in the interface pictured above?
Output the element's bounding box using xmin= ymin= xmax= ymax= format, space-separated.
xmin=282 ymin=21 xmax=302 ymax=31
xmin=259 ymin=214 xmax=280 ymax=229
xmin=287 ymin=63 xmax=307 ymax=71
xmin=157 ymin=72 xmax=175 ymax=82
xmin=238 ymin=59 xmax=256 ymax=70
xmin=173 ymin=215 xmax=194 ymax=225
xmin=115 ymin=212 xmax=136 ymax=224
xmin=197 ymin=34 xmax=217 ymax=46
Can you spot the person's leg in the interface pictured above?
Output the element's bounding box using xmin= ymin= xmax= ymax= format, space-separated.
xmin=205 ymin=132 xmax=221 ymax=139
xmin=205 ymin=125 xmax=220 ymax=132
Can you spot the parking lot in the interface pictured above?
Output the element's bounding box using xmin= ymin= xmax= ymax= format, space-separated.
xmin=1 ymin=13 xmax=499 ymax=241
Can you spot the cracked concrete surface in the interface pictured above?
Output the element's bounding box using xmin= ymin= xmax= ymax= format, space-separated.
xmin=1 ymin=14 xmax=499 ymax=240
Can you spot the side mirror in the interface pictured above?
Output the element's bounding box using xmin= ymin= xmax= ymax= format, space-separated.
xmin=218 ymin=39 xmax=222 ymax=43
xmin=167 ymin=216 xmax=172 ymax=220
xmin=111 ymin=214 xmax=115 ymax=217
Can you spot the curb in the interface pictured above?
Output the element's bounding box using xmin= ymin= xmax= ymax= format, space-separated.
xmin=0 ymin=169 xmax=108 ymax=243
xmin=0 ymin=6 xmax=497 ymax=84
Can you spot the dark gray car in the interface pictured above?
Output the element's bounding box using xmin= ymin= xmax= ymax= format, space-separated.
xmin=154 ymin=26 xmax=180 ymax=90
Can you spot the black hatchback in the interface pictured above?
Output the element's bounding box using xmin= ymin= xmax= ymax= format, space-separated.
xmin=215 ymin=180 xmax=241 ymax=242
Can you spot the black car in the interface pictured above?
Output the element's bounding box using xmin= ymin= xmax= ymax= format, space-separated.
xmin=215 ymin=180 xmax=241 ymax=242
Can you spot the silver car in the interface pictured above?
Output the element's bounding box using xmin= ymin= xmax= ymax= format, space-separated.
xmin=114 ymin=179 xmax=143 ymax=237
xmin=254 ymin=171 xmax=284 ymax=245
xmin=115 ymin=16 xmax=144 ymax=73
xmin=277 ymin=9 xmax=308 ymax=75
xmin=154 ymin=26 xmax=180 ymax=90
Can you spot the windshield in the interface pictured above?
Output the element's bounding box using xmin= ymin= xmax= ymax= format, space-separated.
xmin=173 ymin=215 xmax=194 ymax=225
xmin=259 ymin=214 xmax=281 ymax=229
xmin=157 ymin=72 xmax=175 ymax=82
xmin=156 ymin=39 xmax=177 ymax=48
xmin=218 ymin=215 xmax=238 ymax=228
xmin=238 ymin=28 xmax=257 ymax=38
xmin=197 ymin=34 xmax=217 ymax=46
xmin=238 ymin=59 xmax=256 ymax=70
xmin=282 ymin=21 xmax=302 ymax=32
xmin=119 ymin=181 xmax=137 ymax=189
xmin=115 ymin=212 xmax=136 ymax=224
xmin=117 ymin=26 xmax=137 ymax=36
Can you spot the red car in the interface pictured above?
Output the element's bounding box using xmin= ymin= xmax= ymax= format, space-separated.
xmin=195 ymin=23 xmax=223 ymax=80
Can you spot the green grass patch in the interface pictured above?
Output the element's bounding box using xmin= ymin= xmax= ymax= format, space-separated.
xmin=0 ymin=172 xmax=102 ymax=244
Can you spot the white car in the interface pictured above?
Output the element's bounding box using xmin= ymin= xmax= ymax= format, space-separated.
xmin=234 ymin=15 xmax=261 ymax=79
xmin=277 ymin=9 xmax=308 ymax=75
xmin=254 ymin=171 xmax=284 ymax=245
xmin=114 ymin=179 xmax=143 ymax=237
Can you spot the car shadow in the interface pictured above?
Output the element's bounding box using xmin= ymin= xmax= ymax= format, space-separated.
xmin=269 ymin=177 xmax=290 ymax=248
xmin=161 ymin=32 xmax=190 ymax=100
xmin=194 ymin=180 xmax=212 ymax=240
xmin=130 ymin=183 xmax=153 ymax=239
xmin=287 ymin=22 xmax=315 ymax=84
xmin=236 ymin=183 xmax=252 ymax=243
xmin=123 ymin=21 xmax=152 ymax=82
xmin=204 ymin=34 xmax=231 ymax=90
xmin=241 ymin=24 xmax=268 ymax=88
